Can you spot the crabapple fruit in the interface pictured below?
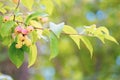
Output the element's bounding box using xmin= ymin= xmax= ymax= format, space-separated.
xmin=15 ymin=26 xmax=22 ymax=33
xmin=38 ymin=17 xmax=48 ymax=23
xmin=26 ymin=26 xmax=34 ymax=32
xmin=3 ymin=16 xmax=10 ymax=22
xmin=15 ymin=43 xmax=22 ymax=48
xmin=18 ymin=33 xmax=25 ymax=42
xmin=41 ymin=17 xmax=48 ymax=23
xmin=21 ymin=29 xmax=28 ymax=35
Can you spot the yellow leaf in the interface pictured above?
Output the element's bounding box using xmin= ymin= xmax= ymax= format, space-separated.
xmin=63 ymin=25 xmax=80 ymax=49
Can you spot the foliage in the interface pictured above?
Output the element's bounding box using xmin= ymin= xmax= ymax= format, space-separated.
xmin=0 ymin=0 xmax=118 ymax=69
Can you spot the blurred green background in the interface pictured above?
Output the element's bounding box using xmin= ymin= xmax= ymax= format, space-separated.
xmin=0 ymin=0 xmax=120 ymax=80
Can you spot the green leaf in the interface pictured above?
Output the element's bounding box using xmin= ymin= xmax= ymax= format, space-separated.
xmin=63 ymin=25 xmax=77 ymax=34
xmin=25 ymin=12 xmax=48 ymax=24
xmin=54 ymin=0 xmax=62 ymax=6
xmin=85 ymin=25 xmax=110 ymax=44
xmin=94 ymin=29 xmax=105 ymax=44
xmin=81 ymin=36 xmax=93 ymax=57
xmin=70 ymin=35 xmax=81 ymax=49
xmin=0 ymin=34 xmax=2 ymax=40
xmin=41 ymin=0 xmax=54 ymax=15
xmin=30 ymin=20 xmax=42 ymax=28
xmin=30 ymin=20 xmax=43 ymax=39
xmin=0 ymin=16 xmax=3 ymax=27
xmin=8 ymin=42 xmax=24 ymax=68
xmin=98 ymin=27 xmax=109 ymax=35
xmin=22 ymin=45 xmax=30 ymax=53
xmin=30 ymin=30 xmax=38 ymax=43
xmin=49 ymin=32 xmax=59 ymax=60
xmin=0 ymin=8 xmax=6 ymax=14
xmin=85 ymin=24 xmax=96 ymax=34
xmin=42 ymin=29 xmax=50 ymax=37
xmin=0 ymin=2 xmax=3 ymax=7
xmin=95 ymin=35 xmax=105 ymax=44
xmin=0 ymin=15 xmax=3 ymax=21
xmin=105 ymin=35 xmax=119 ymax=45
xmin=63 ymin=25 xmax=80 ymax=49
xmin=0 ymin=21 xmax=15 ymax=37
xmin=28 ymin=44 xmax=37 ymax=67
xmin=2 ymin=36 xmax=12 ymax=46
xmin=49 ymin=22 xmax=64 ymax=38
xmin=21 ymin=0 xmax=34 ymax=10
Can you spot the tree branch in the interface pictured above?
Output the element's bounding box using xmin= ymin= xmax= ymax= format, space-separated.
xmin=14 ymin=20 xmax=90 ymax=36
xmin=14 ymin=20 xmax=28 ymax=26
xmin=34 ymin=27 xmax=90 ymax=36
xmin=13 ymin=0 xmax=21 ymax=21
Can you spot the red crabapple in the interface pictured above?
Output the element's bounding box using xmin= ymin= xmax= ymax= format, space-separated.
xmin=15 ymin=26 xmax=22 ymax=33
xmin=3 ymin=16 xmax=10 ymax=22
xmin=38 ymin=17 xmax=48 ymax=23
xmin=26 ymin=26 xmax=34 ymax=32
xmin=21 ymin=29 xmax=28 ymax=35
xmin=41 ymin=17 xmax=48 ymax=23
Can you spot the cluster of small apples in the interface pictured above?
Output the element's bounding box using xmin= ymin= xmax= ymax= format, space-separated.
xmin=14 ymin=26 xmax=34 ymax=48
xmin=3 ymin=16 xmax=10 ymax=22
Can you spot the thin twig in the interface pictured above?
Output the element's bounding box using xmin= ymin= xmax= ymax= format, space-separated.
xmin=34 ymin=27 xmax=90 ymax=36
xmin=61 ymin=32 xmax=81 ymax=35
xmin=13 ymin=0 xmax=20 ymax=21
xmin=34 ymin=27 xmax=44 ymax=30
xmin=61 ymin=32 xmax=90 ymax=36
xmin=15 ymin=0 xmax=20 ymax=10
xmin=14 ymin=20 xmax=28 ymax=26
